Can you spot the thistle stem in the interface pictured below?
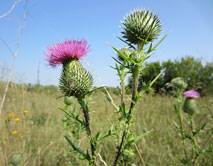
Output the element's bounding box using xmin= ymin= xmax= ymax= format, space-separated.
xmin=113 ymin=65 xmax=139 ymax=166
xmin=120 ymin=65 xmax=126 ymax=105
xmin=189 ymin=114 xmax=199 ymax=166
xmin=176 ymin=89 xmax=188 ymax=162
xmin=78 ymin=98 xmax=96 ymax=166
xmin=178 ymin=110 xmax=188 ymax=162
xmin=121 ymin=78 xmax=125 ymax=105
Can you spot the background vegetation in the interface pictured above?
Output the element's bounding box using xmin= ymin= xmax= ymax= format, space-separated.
xmin=129 ymin=56 xmax=213 ymax=96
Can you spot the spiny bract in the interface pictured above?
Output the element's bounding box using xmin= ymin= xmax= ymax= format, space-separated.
xmin=59 ymin=60 xmax=93 ymax=99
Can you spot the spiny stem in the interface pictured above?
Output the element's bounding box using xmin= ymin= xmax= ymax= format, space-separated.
xmin=79 ymin=98 xmax=96 ymax=166
xmin=178 ymin=109 xmax=188 ymax=161
xmin=113 ymin=66 xmax=139 ymax=166
xmin=176 ymin=89 xmax=188 ymax=162
xmin=121 ymin=78 xmax=125 ymax=105
xmin=113 ymin=129 xmax=127 ymax=166
xmin=119 ymin=64 xmax=126 ymax=105
xmin=189 ymin=114 xmax=199 ymax=166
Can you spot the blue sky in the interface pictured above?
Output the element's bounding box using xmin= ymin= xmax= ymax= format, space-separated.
xmin=0 ymin=0 xmax=212 ymax=87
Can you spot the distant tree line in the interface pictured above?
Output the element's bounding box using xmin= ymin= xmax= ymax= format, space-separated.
xmin=128 ymin=56 xmax=213 ymax=96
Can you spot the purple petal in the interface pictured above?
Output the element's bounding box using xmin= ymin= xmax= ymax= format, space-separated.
xmin=45 ymin=39 xmax=90 ymax=67
xmin=183 ymin=90 xmax=200 ymax=98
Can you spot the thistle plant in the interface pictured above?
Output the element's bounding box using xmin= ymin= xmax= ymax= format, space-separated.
xmin=170 ymin=78 xmax=213 ymax=166
xmin=45 ymin=39 xmax=97 ymax=165
xmin=109 ymin=9 xmax=167 ymax=165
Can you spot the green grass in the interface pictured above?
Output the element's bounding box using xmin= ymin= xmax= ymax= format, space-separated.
xmin=0 ymin=83 xmax=212 ymax=166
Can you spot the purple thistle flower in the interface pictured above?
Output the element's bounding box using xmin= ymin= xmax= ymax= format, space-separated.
xmin=45 ymin=39 xmax=90 ymax=67
xmin=183 ymin=90 xmax=200 ymax=99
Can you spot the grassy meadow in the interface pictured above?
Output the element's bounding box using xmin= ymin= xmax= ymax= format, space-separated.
xmin=0 ymin=82 xmax=212 ymax=166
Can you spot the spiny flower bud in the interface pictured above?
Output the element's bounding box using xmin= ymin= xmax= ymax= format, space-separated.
xmin=183 ymin=90 xmax=200 ymax=115
xmin=171 ymin=77 xmax=188 ymax=89
xmin=121 ymin=9 xmax=162 ymax=45
xmin=117 ymin=47 xmax=132 ymax=62
xmin=60 ymin=60 xmax=93 ymax=99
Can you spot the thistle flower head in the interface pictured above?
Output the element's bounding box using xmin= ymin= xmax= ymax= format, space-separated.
xmin=184 ymin=90 xmax=200 ymax=99
xmin=45 ymin=39 xmax=90 ymax=67
xmin=183 ymin=90 xmax=200 ymax=115
xmin=45 ymin=39 xmax=93 ymax=99
xmin=121 ymin=9 xmax=162 ymax=45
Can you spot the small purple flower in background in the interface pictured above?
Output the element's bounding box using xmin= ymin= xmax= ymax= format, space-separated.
xmin=183 ymin=90 xmax=200 ymax=99
xmin=45 ymin=39 xmax=90 ymax=67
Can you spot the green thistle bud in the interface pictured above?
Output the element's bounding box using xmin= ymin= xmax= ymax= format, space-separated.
xmin=171 ymin=77 xmax=188 ymax=90
xmin=59 ymin=60 xmax=93 ymax=99
xmin=118 ymin=47 xmax=132 ymax=62
xmin=121 ymin=9 xmax=162 ymax=45
xmin=183 ymin=98 xmax=199 ymax=115
xmin=8 ymin=152 xmax=23 ymax=165
xmin=64 ymin=96 xmax=73 ymax=105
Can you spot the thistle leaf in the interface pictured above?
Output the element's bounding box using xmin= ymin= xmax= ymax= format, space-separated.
xmin=106 ymin=95 xmax=119 ymax=111
xmin=128 ymin=130 xmax=151 ymax=144
xmin=150 ymin=68 xmax=165 ymax=87
xmin=112 ymin=57 xmax=125 ymax=68
xmin=64 ymin=136 xmax=91 ymax=160
xmin=109 ymin=43 xmax=135 ymax=64
xmin=59 ymin=108 xmax=85 ymax=127
xmin=115 ymin=35 xmax=136 ymax=49
xmin=173 ymin=120 xmax=180 ymax=129
xmin=152 ymin=33 xmax=168 ymax=51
